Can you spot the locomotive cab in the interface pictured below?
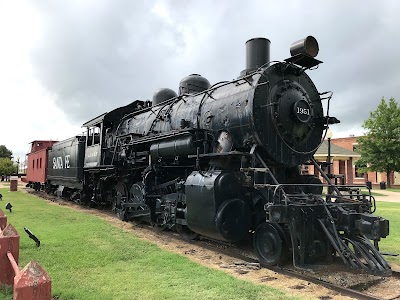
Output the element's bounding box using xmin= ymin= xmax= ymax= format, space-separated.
xmin=83 ymin=114 xmax=105 ymax=168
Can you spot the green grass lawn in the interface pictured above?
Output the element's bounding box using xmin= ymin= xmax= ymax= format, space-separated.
xmin=387 ymin=188 xmax=400 ymax=192
xmin=1 ymin=189 xmax=398 ymax=300
xmin=0 ymin=189 xmax=295 ymax=300
xmin=322 ymin=187 xmax=387 ymax=197
xmin=375 ymin=201 xmax=400 ymax=266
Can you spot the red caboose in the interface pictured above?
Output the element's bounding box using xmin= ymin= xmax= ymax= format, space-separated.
xmin=26 ymin=140 xmax=58 ymax=190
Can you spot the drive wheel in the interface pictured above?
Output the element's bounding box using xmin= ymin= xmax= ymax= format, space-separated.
xmin=254 ymin=222 xmax=285 ymax=266
xmin=112 ymin=181 xmax=128 ymax=221
xmin=176 ymin=224 xmax=199 ymax=240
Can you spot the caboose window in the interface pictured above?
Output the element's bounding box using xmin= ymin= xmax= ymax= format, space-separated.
xmin=40 ymin=158 xmax=42 ymax=169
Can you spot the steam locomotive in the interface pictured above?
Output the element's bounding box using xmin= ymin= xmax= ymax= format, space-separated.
xmin=42 ymin=36 xmax=390 ymax=275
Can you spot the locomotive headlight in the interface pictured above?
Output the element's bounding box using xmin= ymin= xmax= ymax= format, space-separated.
xmin=290 ymin=36 xmax=319 ymax=58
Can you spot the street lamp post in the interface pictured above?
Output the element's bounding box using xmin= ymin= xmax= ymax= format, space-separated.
xmin=326 ymin=129 xmax=332 ymax=178
xmin=326 ymin=129 xmax=333 ymax=194
xmin=16 ymin=156 xmax=20 ymax=177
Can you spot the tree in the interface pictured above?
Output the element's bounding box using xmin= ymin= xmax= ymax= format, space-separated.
xmin=0 ymin=158 xmax=17 ymax=175
xmin=356 ymin=97 xmax=400 ymax=188
xmin=0 ymin=145 xmax=13 ymax=159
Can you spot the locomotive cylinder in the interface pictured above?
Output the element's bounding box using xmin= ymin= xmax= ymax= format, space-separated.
xmin=185 ymin=170 xmax=251 ymax=242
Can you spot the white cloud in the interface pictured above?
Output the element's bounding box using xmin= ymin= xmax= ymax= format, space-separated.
xmin=0 ymin=1 xmax=80 ymax=160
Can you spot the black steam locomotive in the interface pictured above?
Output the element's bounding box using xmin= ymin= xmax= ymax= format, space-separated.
xmin=45 ymin=36 xmax=391 ymax=275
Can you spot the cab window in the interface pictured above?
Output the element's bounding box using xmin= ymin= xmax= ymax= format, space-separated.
xmin=87 ymin=126 xmax=101 ymax=147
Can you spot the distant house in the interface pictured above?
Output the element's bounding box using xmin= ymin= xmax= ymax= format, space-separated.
xmin=305 ymin=140 xmax=360 ymax=185
xmin=305 ymin=136 xmax=399 ymax=187
xmin=329 ymin=136 xmax=399 ymax=187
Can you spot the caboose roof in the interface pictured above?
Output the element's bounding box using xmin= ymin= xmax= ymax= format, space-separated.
xmin=28 ymin=140 xmax=58 ymax=154
xmin=29 ymin=140 xmax=56 ymax=144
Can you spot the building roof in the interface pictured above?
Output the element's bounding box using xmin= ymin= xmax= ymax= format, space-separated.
xmin=29 ymin=140 xmax=56 ymax=144
xmin=314 ymin=141 xmax=361 ymax=160
xmin=28 ymin=140 xmax=58 ymax=154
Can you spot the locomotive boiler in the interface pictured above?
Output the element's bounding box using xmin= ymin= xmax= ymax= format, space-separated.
xmin=47 ymin=36 xmax=391 ymax=275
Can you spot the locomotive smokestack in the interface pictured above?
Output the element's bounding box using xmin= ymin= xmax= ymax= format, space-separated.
xmin=240 ymin=38 xmax=270 ymax=77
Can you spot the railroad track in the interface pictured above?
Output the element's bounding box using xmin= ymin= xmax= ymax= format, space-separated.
xmin=28 ymin=189 xmax=400 ymax=300
xmin=394 ymin=270 xmax=400 ymax=278
xmin=191 ymin=240 xmax=400 ymax=300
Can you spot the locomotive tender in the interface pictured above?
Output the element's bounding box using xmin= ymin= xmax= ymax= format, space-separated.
xmin=45 ymin=36 xmax=391 ymax=275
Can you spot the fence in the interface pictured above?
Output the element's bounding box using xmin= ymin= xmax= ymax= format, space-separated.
xmin=0 ymin=209 xmax=51 ymax=300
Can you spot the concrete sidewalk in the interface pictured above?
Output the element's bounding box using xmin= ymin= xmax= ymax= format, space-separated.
xmin=0 ymin=182 xmax=8 ymax=188
xmin=370 ymin=188 xmax=400 ymax=203
xmin=0 ymin=178 xmax=26 ymax=189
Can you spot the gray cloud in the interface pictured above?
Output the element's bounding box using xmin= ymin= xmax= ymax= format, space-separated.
xmin=31 ymin=1 xmax=187 ymax=121
xmin=30 ymin=0 xmax=400 ymax=134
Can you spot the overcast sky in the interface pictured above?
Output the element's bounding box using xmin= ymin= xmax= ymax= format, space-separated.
xmin=1 ymin=0 xmax=399 ymax=163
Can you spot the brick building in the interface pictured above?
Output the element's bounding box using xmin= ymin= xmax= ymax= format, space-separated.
xmin=305 ymin=136 xmax=399 ymax=187
xmin=328 ymin=136 xmax=399 ymax=187
xmin=306 ymin=141 xmax=360 ymax=185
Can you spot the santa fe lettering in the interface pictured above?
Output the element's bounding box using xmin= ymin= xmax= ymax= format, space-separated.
xmin=53 ymin=155 xmax=71 ymax=169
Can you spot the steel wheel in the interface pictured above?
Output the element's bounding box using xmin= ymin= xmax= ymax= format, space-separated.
xmin=254 ymin=222 xmax=284 ymax=266
xmin=112 ymin=181 xmax=128 ymax=221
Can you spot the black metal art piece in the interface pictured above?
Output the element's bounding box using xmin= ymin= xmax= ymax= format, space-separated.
xmin=42 ymin=36 xmax=392 ymax=276
xmin=5 ymin=202 xmax=12 ymax=213
xmin=24 ymin=227 xmax=41 ymax=247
